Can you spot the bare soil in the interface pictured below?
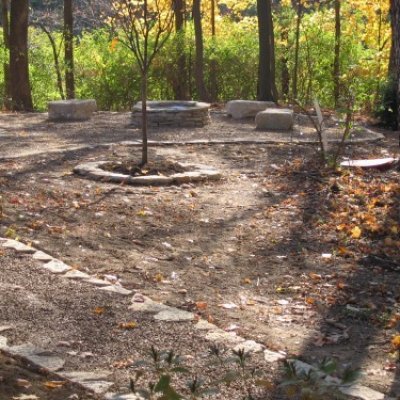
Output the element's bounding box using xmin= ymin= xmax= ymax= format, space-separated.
xmin=0 ymin=111 xmax=399 ymax=399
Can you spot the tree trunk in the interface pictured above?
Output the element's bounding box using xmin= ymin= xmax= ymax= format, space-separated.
xmin=2 ymin=0 xmax=11 ymax=109
xmin=141 ymin=72 xmax=148 ymax=165
xmin=173 ymin=0 xmax=189 ymax=100
xmin=390 ymin=0 xmax=400 ymax=132
xmin=292 ymin=0 xmax=302 ymax=100
xmin=192 ymin=0 xmax=209 ymax=101
xmin=256 ymin=0 xmax=277 ymax=102
xmin=39 ymin=24 xmax=65 ymax=100
xmin=9 ymin=0 xmax=33 ymax=111
xmin=333 ymin=0 xmax=341 ymax=108
xmin=64 ymin=0 xmax=75 ymax=99
xmin=209 ymin=0 xmax=218 ymax=102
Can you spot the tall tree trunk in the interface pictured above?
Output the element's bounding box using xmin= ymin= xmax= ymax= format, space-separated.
xmin=9 ymin=0 xmax=33 ymax=111
xmin=333 ymin=0 xmax=341 ymax=108
xmin=64 ymin=0 xmax=75 ymax=99
xmin=390 ymin=0 xmax=400 ymax=132
xmin=256 ymin=0 xmax=277 ymax=102
xmin=192 ymin=0 xmax=209 ymax=101
xmin=209 ymin=0 xmax=218 ymax=101
xmin=2 ymin=0 xmax=11 ymax=109
xmin=173 ymin=0 xmax=189 ymax=100
xmin=292 ymin=0 xmax=302 ymax=100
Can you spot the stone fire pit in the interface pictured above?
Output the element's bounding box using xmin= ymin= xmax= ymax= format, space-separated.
xmin=131 ymin=101 xmax=211 ymax=128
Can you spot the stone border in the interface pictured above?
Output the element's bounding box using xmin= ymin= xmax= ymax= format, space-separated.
xmin=0 ymin=237 xmax=394 ymax=400
xmin=73 ymin=161 xmax=222 ymax=185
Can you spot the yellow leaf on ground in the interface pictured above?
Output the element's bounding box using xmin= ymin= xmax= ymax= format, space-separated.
xmin=350 ymin=226 xmax=362 ymax=239
xmin=93 ymin=307 xmax=105 ymax=315
xmin=391 ymin=335 xmax=400 ymax=349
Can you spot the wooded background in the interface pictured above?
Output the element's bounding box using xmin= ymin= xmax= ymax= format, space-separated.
xmin=1 ymin=0 xmax=399 ymax=129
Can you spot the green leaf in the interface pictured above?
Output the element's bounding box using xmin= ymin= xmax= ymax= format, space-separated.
xmin=155 ymin=375 xmax=171 ymax=392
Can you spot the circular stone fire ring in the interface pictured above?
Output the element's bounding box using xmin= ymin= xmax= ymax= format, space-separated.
xmin=74 ymin=161 xmax=222 ymax=186
xmin=131 ymin=101 xmax=211 ymax=128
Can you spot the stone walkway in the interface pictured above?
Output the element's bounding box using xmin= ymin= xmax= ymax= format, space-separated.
xmin=0 ymin=238 xmax=393 ymax=400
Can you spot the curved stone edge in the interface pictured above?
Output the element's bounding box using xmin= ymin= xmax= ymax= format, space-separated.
xmin=0 ymin=236 xmax=394 ymax=400
xmin=73 ymin=161 xmax=222 ymax=186
xmin=132 ymin=100 xmax=210 ymax=113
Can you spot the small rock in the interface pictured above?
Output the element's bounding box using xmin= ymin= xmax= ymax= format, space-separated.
xmin=129 ymin=297 xmax=169 ymax=313
xmin=104 ymin=393 xmax=141 ymax=400
xmin=84 ymin=277 xmax=110 ymax=286
xmin=205 ymin=329 xmax=245 ymax=346
xmin=0 ymin=335 xmax=8 ymax=348
xmin=340 ymin=384 xmax=387 ymax=400
xmin=0 ymin=325 xmax=12 ymax=333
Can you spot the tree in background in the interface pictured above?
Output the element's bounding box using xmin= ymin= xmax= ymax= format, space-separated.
xmin=390 ymin=0 xmax=400 ymax=130
xmin=256 ymin=0 xmax=277 ymax=102
xmin=9 ymin=0 xmax=33 ymax=111
xmin=1 ymin=0 xmax=10 ymax=108
xmin=172 ymin=0 xmax=189 ymax=100
xmin=64 ymin=0 xmax=75 ymax=99
xmin=333 ymin=0 xmax=341 ymax=108
xmin=193 ymin=0 xmax=210 ymax=101
xmin=110 ymin=0 xmax=174 ymax=165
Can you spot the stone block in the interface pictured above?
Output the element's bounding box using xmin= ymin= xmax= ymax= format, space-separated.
xmin=48 ymin=99 xmax=97 ymax=121
xmin=226 ymin=100 xmax=276 ymax=119
xmin=255 ymin=108 xmax=294 ymax=131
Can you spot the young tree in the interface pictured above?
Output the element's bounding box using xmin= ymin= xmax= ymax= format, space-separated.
xmin=9 ymin=0 xmax=33 ymax=111
xmin=256 ymin=0 xmax=277 ymax=102
xmin=192 ymin=0 xmax=210 ymax=101
xmin=110 ymin=0 xmax=174 ymax=165
xmin=64 ymin=0 xmax=75 ymax=99
xmin=292 ymin=0 xmax=303 ymax=100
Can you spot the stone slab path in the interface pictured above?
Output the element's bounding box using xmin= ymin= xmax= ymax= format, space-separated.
xmin=0 ymin=238 xmax=393 ymax=400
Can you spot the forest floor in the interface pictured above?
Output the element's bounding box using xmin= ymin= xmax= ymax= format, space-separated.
xmin=0 ymin=111 xmax=399 ymax=399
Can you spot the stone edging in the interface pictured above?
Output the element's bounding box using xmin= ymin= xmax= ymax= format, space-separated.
xmin=0 ymin=237 xmax=393 ymax=400
xmin=73 ymin=161 xmax=222 ymax=185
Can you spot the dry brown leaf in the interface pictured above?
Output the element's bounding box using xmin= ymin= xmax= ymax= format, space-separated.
xmin=118 ymin=321 xmax=137 ymax=330
xmin=93 ymin=307 xmax=105 ymax=315
xmin=43 ymin=380 xmax=66 ymax=389
xmin=195 ymin=301 xmax=208 ymax=310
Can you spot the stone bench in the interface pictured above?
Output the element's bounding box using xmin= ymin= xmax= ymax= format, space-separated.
xmin=255 ymin=108 xmax=294 ymax=131
xmin=48 ymin=99 xmax=97 ymax=121
xmin=226 ymin=100 xmax=276 ymax=119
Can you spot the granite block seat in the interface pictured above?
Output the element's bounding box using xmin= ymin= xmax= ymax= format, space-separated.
xmin=255 ymin=108 xmax=294 ymax=131
xmin=226 ymin=100 xmax=276 ymax=119
xmin=48 ymin=99 xmax=97 ymax=121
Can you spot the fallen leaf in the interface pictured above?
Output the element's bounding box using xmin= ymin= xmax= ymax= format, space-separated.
xmin=243 ymin=278 xmax=252 ymax=284
xmin=391 ymin=335 xmax=400 ymax=349
xmin=309 ymin=273 xmax=322 ymax=281
xmin=93 ymin=307 xmax=105 ymax=315
xmin=305 ymin=297 xmax=315 ymax=305
xmin=43 ymin=380 xmax=66 ymax=389
xmin=118 ymin=321 xmax=137 ymax=330
xmin=154 ymin=273 xmax=164 ymax=282
xmin=195 ymin=301 xmax=208 ymax=310
xmin=350 ymin=226 xmax=362 ymax=239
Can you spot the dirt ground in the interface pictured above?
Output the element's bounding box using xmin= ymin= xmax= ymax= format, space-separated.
xmin=0 ymin=111 xmax=399 ymax=399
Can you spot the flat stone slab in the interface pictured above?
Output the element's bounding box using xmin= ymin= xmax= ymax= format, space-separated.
xmin=42 ymin=259 xmax=72 ymax=274
xmin=63 ymin=269 xmax=91 ymax=280
xmin=60 ymin=371 xmax=114 ymax=394
xmin=264 ymin=349 xmax=286 ymax=363
xmin=226 ymin=100 xmax=276 ymax=119
xmin=153 ymin=309 xmax=195 ymax=322
xmin=256 ymin=108 xmax=294 ymax=131
xmin=99 ymin=285 xmax=132 ymax=296
xmin=130 ymin=295 xmax=170 ymax=313
xmin=233 ymin=340 xmax=264 ymax=354
xmin=48 ymin=99 xmax=97 ymax=121
xmin=105 ymin=394 xmax=142 ymax=400
xmin=205 ymin=329 xmax=245 ymax=346
xmin=74 ymin=161 xmax=222 ymax=186
xmin=0 ymin=335 xmax=8 ymax=348
xmin=1 ymin=239 xmax=35 ymax=253
xmin=7 ymin=344 xmax=65 ymax=371
xmin=32 ymin=250 xmax=54 ymax=261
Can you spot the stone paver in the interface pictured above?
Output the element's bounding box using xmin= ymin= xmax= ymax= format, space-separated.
xmin=48 ymin=99 xmax=97 ymax=121
xmin=153 ymin=309 xmax=195 ymax=322
xmin=42 ymin=259 xmax=72 ymax=274
xmin=256 ymin=108 xmax=294 ymax=131
xmin=226 ymin=100 xmax=276 ymax=119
